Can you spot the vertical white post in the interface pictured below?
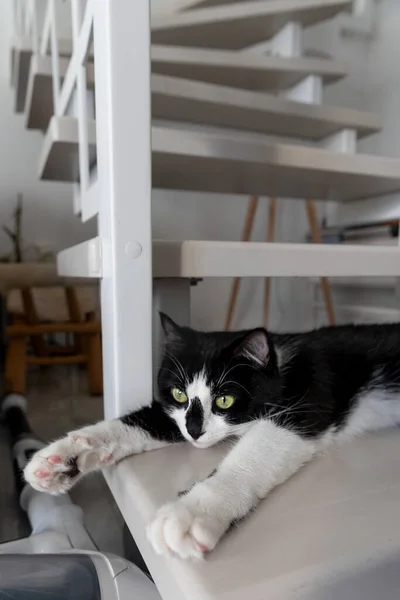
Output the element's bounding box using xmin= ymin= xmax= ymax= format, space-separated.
xmin=49 ymin=0 xmax=61 ymax=112
xmin=94 ymin=0 xmax=152 ymax=419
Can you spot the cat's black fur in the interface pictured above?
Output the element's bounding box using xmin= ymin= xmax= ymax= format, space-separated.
xmin=123 ymin=316 xmax=400 ymax=442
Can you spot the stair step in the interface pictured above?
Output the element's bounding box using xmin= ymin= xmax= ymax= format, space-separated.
xmin=40 ymin=116 xmax=400 ymax=203
xmin=24 ymin=58 xmax=379 ymax=138
xmin=11 ymin=36 xmax=76 ymax=114
xmin=57 ymin=238 xmax=400 ymax=279
xmin=25 ymin=55 xmax=95 ymax=131
xmin=152 ymin=46 xmax=347 ymax=90
xmin=11 ymin=36 xmax=32 ymax=113
xmin=161 ymin=0 xmax=275 ymax=11
xmin=153 ymin=240 xmax=400 ymax=277
xmin=39 ymin=116 xmax=97 ymax=182
xmin=152 ymin=75 xmax=380 ymax=139
xmin=152 ymin=0 xmax=351 ymax=49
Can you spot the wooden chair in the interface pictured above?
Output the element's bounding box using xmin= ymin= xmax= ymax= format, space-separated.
xmin=4 ymin=286 xmax=103 ymax=395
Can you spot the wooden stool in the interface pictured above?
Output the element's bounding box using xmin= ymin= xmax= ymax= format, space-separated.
xmin=4 ymin=287 xmax=103 ymax=395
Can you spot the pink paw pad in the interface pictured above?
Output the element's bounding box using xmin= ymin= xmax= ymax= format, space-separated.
xmin=102 ymin=454 xmax=113 ymax=464
xmin=47 ymin=455 xmax=62 ymax=465
xmin=195 ymin=541 xmax=209 ymax=553
xmin=35 ymin=468 xmax=50 ymax=479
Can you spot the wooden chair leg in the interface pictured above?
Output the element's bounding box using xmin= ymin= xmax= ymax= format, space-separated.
xmin=225 ymin=195 xmax=259 ymax=330
xmin=86 ymin=312 xmax=103 ymax=395
xmin=21 ymin=289 xmax=47 ymax=356
xmin=65 ymin=286 xmax=83 ymax=354
xmin=305 ymin=200 xmax=335 ymax=326
xmin=263 ymin=196 xmax=277 ymax=328
xmin=5 ymin=317 xmax=27 ymax=394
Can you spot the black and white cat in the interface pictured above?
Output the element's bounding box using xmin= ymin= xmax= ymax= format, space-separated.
xmin=25 ymin=314 xmax=400 ymax=560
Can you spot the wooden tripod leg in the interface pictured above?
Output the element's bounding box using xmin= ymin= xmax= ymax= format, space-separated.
xmin=225 ymin=195 xmax=259 ymax=330
xmin=305 ymin=200 xmax=335 ymax=326
xmin=263 ymin=196 xmax=277 ymax=328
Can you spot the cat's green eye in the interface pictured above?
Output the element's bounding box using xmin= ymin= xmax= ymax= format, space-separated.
xmin=171 ymin=387 xmax=188 ymax=404
xmin=215 ymin=395 xmax=235 ymax=410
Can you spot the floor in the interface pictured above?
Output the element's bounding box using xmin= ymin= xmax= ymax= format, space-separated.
xmin=0 ymin=365 xmax=125 ymax=556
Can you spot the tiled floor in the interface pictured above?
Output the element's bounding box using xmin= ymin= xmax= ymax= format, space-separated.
xmin=0 ymin=366 xmax=125 ymax=556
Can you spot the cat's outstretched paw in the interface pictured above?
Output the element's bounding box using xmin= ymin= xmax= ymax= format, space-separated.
xmin=147 ymin=497 xmax=227 ymax=560
xmin=24 ymin=428 xmax=114 ymax=495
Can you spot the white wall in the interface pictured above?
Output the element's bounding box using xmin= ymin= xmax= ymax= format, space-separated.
xmin=0 ymin=0 xmax=96 ymax=262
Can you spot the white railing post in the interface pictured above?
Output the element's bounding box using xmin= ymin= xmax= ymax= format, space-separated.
xmin=93 ymin=0 xmax=152 ymax=418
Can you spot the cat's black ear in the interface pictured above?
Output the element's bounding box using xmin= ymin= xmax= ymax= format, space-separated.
xmin=159 ymin=312 xmax=182 ymax=343
xmin=234 ymin=329 xmax=269 ymax=367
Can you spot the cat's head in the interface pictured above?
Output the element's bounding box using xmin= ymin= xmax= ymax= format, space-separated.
xmin=157 ymin=314 xmax=281 ymax=448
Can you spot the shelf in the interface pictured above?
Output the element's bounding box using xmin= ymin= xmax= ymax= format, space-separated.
xmin=152 ymin=0 xmax=352 ymax=50
xmin=40 ymin=119 xmax=400 ymax=201
xmin=58 ymin=238 xmax=400 ymax=279
xmin=152 ymin=45 xmax=347 ymax=90
xmin=25 ymin=55 xmax=95 ymax=131
xmin=152 ymin=240 xmax=400 ymax=277
xmin=105 ymin=430 xmax=400 ymax=600
xmin=152 ymin=75 xmax=380 ymax=139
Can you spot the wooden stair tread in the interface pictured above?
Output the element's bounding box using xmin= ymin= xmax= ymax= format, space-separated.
xmin=152 ymin=74 xmax=380 ymax=139
xmin=152 ymin=45 xmax=347 ymax=90
xmin=57 ymin=238 xmax=400 ymax=279
xmin=23 ymin=57 xmax=379 ymax=138
xmin=152 ymin=0 xmax=352 ymax=50
xmin=40 ymin=117 xmax=400 ymax=202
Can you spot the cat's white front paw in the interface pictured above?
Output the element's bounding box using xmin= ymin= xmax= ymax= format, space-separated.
xmin=24 ymin=428 xmax=114 ymax=495
xmin=147 ymin=497 xmax=227 ymax=560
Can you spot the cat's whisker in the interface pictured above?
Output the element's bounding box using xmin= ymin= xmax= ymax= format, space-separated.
xmin=163 ymin=351 xmax=189 ymax=387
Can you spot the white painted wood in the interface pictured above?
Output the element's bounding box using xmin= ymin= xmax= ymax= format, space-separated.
xmin=152 ymin=45 xmax=347 ymax=90
xmin=152 ymin=75 xmax=380 ymax=139
xmin=56 ymin=1 xmax=94 ymax=118
xmin=24 ymin=64 xmax=380 ymax=137
xmin=105 ymin=430 xmax=400 ymax=600
xmin=152 ymin=240 xmax=400 ymax=278
xmin=320 ymin=128 xmax=357 ymax=153
xmin=150 ymin=126 xmax=400 ymax=202
xmin=93 ymin=0 xmax=152 ymax=419
xmin=151 ymin=0 xmax=352 ymax=50
xmin=57 ymin=237 xmax=102 ymax=278
xmin=40 ymin=120 xmax=400 ymax=202
xmin=49 ymin=0 xmax=61 ymax=112
xmin=58 ymin=239 xmax=400 ymax=279
xmin=283 ymin=74 xmax=323 ymax=104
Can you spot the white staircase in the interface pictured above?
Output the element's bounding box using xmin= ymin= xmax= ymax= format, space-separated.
xmin=9 ymin=0 xmax=400 ymax=419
